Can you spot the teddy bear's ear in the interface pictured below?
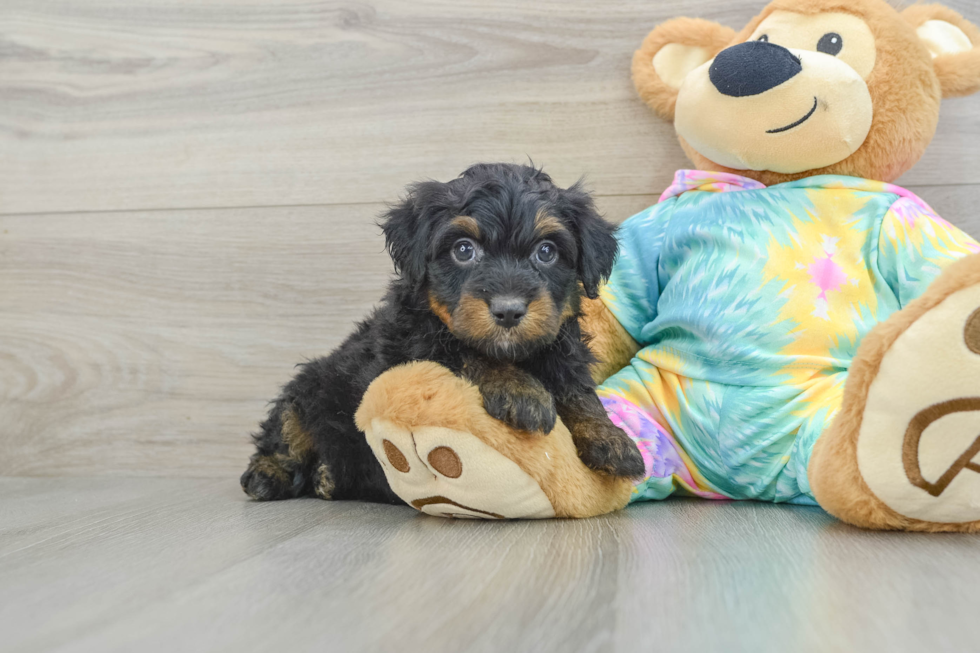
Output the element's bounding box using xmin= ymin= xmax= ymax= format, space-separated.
xmin=903 ymin=4 xmax=980 ymax=98
xmin=632 ymin=18 xmax=735 ymax=122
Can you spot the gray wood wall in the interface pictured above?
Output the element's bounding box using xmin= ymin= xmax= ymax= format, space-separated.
xmin=3 ymin=0 xmax=980 ymax=478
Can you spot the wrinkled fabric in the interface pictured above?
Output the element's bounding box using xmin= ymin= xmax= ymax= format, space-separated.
xmin=599 ymin=170 xmax=980 ymax=504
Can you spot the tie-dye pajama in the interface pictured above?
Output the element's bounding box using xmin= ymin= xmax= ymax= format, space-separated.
xmin=599 ymin=170 xmax=980 ymax=505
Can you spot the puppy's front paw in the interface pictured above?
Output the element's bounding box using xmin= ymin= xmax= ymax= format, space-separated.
xmin=575 ymin=422 xmax=645 ymax=477
xmin=481 ymin=384 xmax=557 ymax=435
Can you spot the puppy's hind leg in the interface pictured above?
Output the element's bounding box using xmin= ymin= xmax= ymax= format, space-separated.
xmin=241 ymin=399 xmax=316 ymax=501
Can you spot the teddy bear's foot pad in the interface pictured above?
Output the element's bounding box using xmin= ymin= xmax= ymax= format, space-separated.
xmin=363 ymin=418 xmax=556 ymax=519
xmin=857 ymin=283 xmax=980 ymax=524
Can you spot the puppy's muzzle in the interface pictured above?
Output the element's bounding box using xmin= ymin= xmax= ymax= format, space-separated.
xmin=490 ymin=296 xmax=527 ymax=329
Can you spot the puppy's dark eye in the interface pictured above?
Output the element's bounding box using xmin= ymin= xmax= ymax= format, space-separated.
xmin=817 ymin=33 xmax=843 ymax=56
xmin=451 ymin=238 xmax=480 ymax=264
xmin=534 ymin=241 xmax=558 ymax=266
xmin=758 ymin=34 xmax=769 ymax=42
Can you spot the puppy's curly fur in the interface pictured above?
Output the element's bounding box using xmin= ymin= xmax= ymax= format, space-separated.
xmin=241 ymin=163 xmax=644 ymax=503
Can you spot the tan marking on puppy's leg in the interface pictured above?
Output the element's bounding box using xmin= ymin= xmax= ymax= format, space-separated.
xmin=248 ymin=456 xmax=290 ymax=482
xmin=314 ymin=463 xmax=335 ymax=499
xmin=281 ymin=409 xmax=313 ymax=456
xmin=450 ymin=215 xmax=480 ymax=238
xmin=580 ymin=295 xmax=640 ymax=383
xmin=428 ymin=292 xmax=454 ymax=329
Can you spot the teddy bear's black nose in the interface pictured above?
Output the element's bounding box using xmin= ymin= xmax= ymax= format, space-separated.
xmin=709 ymin=40 xmax=802 ymax=97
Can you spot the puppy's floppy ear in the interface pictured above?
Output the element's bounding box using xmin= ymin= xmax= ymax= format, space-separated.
xmin=559 ymin=183 xmax=618 ymax=300
xmin=903 ymin=4 xmax=980 ymax=98
xmin=381 ymin=181 xmax=444 ymax=288
xmin=632 ymin=18 xmax=735 ymax=122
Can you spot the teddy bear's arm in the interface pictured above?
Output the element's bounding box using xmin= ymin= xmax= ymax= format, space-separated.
xmin=579 ymin=204 xmax=672 ymax=383
xmin=580 ymin=295 xmax=641 ymax=383
xmin=876 ymin=199 xmax=980 ymax=308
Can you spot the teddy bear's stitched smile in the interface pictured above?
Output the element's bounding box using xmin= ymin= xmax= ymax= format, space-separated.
xmin=766 ymin=95 xmax=818 ymax=133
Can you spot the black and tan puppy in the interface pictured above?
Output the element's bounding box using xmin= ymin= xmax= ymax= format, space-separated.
xmin=241 ymin=163 xmax=644 ymax=504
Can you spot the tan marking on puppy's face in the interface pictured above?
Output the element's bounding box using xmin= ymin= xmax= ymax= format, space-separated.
xmin=533 ymin=212 xmax=569 ymax=240
xmin=449 ymin=216 xmax=480 ymax=238
xmin=675 ymin=11 xmax=875 ymax=174
xmin=453 ymin=293 xmax=499 ymax=341
xmin=428 ymin=291 xmax=453 ymax=329
xmin=450 ymin=291 xmax=565 ymax=358
xmin=518 ymin=293 xmax=560 ymax=342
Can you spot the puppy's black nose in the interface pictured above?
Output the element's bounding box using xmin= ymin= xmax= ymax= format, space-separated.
xmin=709 ymin=40 xmax=802 ymax=97
xmin=490 ymin=297 xmax=527 ymax=329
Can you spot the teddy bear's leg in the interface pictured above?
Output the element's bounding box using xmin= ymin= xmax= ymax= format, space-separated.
xmin=809 ymin=254 xmax=980 ymax=531
xmin=353 ymin=361 xmax=634 ymax=519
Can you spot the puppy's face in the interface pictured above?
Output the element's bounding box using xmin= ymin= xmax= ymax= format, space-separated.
xmin=383 ymin=164 xmax=618 ymax=361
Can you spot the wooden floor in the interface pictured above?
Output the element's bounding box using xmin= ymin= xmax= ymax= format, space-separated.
xmin=3 ymin=476 xmax=980 ymax=653
xmin=4 ymin=1 xmax=980 ymax=650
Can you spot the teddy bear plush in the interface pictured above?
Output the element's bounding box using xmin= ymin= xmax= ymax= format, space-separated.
xmin=354 ymin=0 xmax=980 ymax=530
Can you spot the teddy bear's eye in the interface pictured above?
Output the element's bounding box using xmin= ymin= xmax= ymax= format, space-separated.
xmin=817 ymin=32 xmax=843 ymax=56
xmin=757 ymin=34 xmax=769 ymax=42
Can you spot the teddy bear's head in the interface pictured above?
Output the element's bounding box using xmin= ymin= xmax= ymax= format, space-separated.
xmin=633 ymin=0 xmax=980 ymax=184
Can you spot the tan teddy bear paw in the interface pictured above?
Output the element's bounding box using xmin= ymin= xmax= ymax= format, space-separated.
xmin=811 ymin=254 xmax=980 ymax=531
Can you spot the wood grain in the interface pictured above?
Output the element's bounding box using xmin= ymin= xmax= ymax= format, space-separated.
xmin=3 ymin=477 xmax=980 ymax=653
xmin=0 ymin=204 xmax=390 ymax=476
xmin=1 ymin=0 xmax=979 ymax=215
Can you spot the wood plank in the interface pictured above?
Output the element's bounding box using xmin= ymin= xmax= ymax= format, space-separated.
xmin=0 ymin=203 xmax=390 ymax=477
xmin=2 ymin=0 xmax=979 ymax=215
xmin=4 ymin=477 xmax=980 ymax=653
xmin=0 ymin=477 xmax=381 ymax=653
